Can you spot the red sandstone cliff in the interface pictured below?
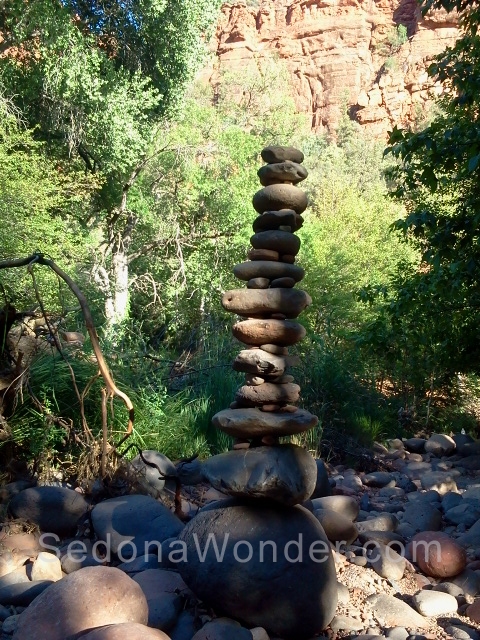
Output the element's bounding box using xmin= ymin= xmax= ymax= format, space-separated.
xmin=210 ymin=0 xmax=458 ymax=137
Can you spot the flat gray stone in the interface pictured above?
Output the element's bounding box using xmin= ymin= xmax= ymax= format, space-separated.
xmin=403 ymin=502 xmax=442 ymax=532
xmin=412 ymin=589 xmax=458 ymax=616
xmin=366 ymin=593 xmax=429 ymax=628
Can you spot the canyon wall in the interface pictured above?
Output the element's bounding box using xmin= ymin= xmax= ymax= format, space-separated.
xmin=210 ymin=0 xmax=458 ymax=137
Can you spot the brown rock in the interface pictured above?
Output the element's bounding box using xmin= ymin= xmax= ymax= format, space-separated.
xmin=259 ymin=343 xmax=288 ymax=355
xmin=232 ymin=319 xmax=306 ymax=346
xmin=281 ymin=254 xmax=296 ymax=263
xmin=247 ymin=277 xmax=270 ymax=289
xmin=407 ymin=531 xmax=467 ymax=578
xmin=270 ymin=277 xmax=295 ymax=288
xmin=233 ymin=349 xmax=299 ymax=376
xmin=253 ymin=210 xmax=304 ymax=233
xmin=313 ymin=508 xmax=358 ymax=544
xmin=222 ymin=288 xmax=311 ymax=318
xmin=12 ymin=566 xmax=148 ymax=640
xmin=466 ymin=599 xmax=480 ymax=624
xmin=212 ymin=407 xmax=318 ymax=438
xmin=234 ymin=260 xmax=304 ymax=282
xmin=248 ymin=248 xmax=279 ymax=261
xmin=235 ymin=382 xmax=300 ymax=406
xmin=252 ymin=184 xmax=308 ymax=215
xmin=258 ymin=161 xmax=308 ymax=186
xmin=78 ymin=624 xmax=170 ymax=640
xmin=260 ymin=405 xmax=283 ymax=412
xmin=261 ymin=146 xmax=305 ymax=164
xmin=244 ymin=374 xmax=265 ymax=386
xmin=251 ymin=230 xmax=301 ymax=256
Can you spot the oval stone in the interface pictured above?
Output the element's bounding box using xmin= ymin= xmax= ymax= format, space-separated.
xmin=251 ymin=230 xmax=301 ymax=256
xmin=247 ymin=277 xmax=270 ymax=289
xmin=212 ymin=407 xmax=318 ymax=438
xmin=253 ymin=210 xmax=304 ymax=233
xmin=234 ymin=261 xmax=304 ymax=283
xmin=235 ymin=382 xmax=300 ymax=406
xmin=202 ymin=445 xmax=317 ymax=505
xmin=233 ymin=349 xmax=299 ymax=376
xmin=232 ymin=319 xmax=306 ymax=346
xmin=258 ymin=161 xmax=308 ymax=186
xmin=222 ymin=288 xmax=311 ymax=319
xmin=177 ymin=500 xmax=337 ymax=638
xmin=247 ymin=248 xmax=279 ymax=261
xmin=270 ymin=277 xmax=295 ymax=288
xmin=261 ymin=145 xmax=305 ymax=164
xmin=253 ymin=184 xmax=308 ymax=215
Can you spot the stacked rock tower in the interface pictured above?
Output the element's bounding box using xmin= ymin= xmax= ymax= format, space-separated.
xmin=177 ymin=146 xmax=337 ymax=640
xmin=210 ymin=144 xmax=320 ymax=504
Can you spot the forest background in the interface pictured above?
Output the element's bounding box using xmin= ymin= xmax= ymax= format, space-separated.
xmin=0 ymin=0 xmax=479 ymax=478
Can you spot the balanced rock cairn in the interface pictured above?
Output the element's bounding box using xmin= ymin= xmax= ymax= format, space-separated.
xmin=177 ymin=146 xmax=337 ymax=639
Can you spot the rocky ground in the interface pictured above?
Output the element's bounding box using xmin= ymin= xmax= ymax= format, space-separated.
xmin=0 ymin=432 xmax=479 ymax=640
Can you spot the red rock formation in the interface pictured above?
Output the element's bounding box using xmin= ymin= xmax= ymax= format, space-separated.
xmin=210 ymin=0 xmax=458 ymax=137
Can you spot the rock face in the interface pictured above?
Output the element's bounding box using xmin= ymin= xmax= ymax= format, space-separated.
xmin=177 ymin=501 xmax=337 ymax=639
xmin=208 ymin=0 xmax=459 ymax=137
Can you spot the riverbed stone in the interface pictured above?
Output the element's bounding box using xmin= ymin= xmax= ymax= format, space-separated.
xmin=363 ymin=472 xmax=395 ymax=488
xmin=91 ymin=495 xmax=184 ymax=558
xmin=30 ymin=552 xmax=62 ymax=582
xmin=252 ymin=184 xmax=308 ymax=215
xmin=367 ymin=544 xmax=406 ymax=580
xmin=13 ymin=566 xmax=148 ymax=640
xmin=311 ymin=495 xmax=359 ymax=521
xmin=313 ymin=508 xmax=358 ymax=544
xmin=232 ymin=319 xmax=306 ymax=346
xmin=235 ymin=382 xmax=300 ymax=406
xmin=403 ymin=502 xmax=442 ymax=532
xmin=250 ymin=230 xmax=301 ymax=256
xmin=234 ymin=260 xmax=304 ymax=283
xmin=78 ymin=624 xmax=171 ymax=640
xmin=9 ymin=486 xmax=88 ymax=537
xmin=222 ymin=288 xmax=311 ymax=319
xmin=367 ymin=594 xmax=429 ymax=628
xmin=178 ymin=500 xmax=337 ymax=639
xmin=132 ymin=569 xmax=187 ymax=630
xmin=412 ymin=589 xmax=458 ymax=616
xmin=130 ymin=451 xmax=177 ymax=498
xmin=191 ymin=618 xmax=253 ymax=640
xmin=425 ymin=433 xmax=456 ymax=457
xmin=258 ymin=161 xmax=308 ymax=186
xmin=233 ymin=349 xmax=299 ymax=377
xmin=0 ymin=580 xmax=53 ymax=606
xmin=247 ymin=248 xmax=279 ymax=261
xmin=407 ymin=531 xmax=467 ymax=578
xmin=202 ymin=444 xmax=317 ymax=505
xmin=261 ymin=146 xmax=304 ymax=164
xmin=253 ymin=210 xmax=304 ymax=233
xmin=212 ymin=407 xmax=317 ymax=438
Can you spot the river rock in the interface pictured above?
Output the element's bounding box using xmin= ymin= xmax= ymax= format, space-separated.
xmin=313 ymin=508 xmax=358 ymax=544
xmin=130 ymin=451 xmax=177 ymax=498
xmin=421 ymin=471 xmax=458 ymax=494
xmin=403 ymin=502 xmax=442 ymax=532
xmin=466 ymin=599 xmax=480 ymax=624
xmin=253 ymin=184 xmax=308 ymax=215
xmin=425 ymin=433 xmax=456 ymax=457
xmin=247 ymin=277 xmax=270 ymax=289
xmin=177 ymin=500 xmax=337 ymax=638
xmin=261 ymin=146 xmax=304 ymax=164
xmin=247 ymin=248 xmax=279 ymax=261
xmin=132 ymin=569 xmax=187 ymax=630
xmin=235 ymin=382 xmax=300 ymax=406
xmin=0 ymin=580 xmax=53 ymax=606
xmin=234 ymin=260 xmax=304 ymax=283
xmin=270 ymin=277 xmax=296 ymax=288
xmin=457 ymin=517 xmax=480 ymax=548
xmin=363 ymin=472 xmax=395 ymax=488
xmin=366 ymin=594 xmax=429 ymax=629
xmin=9 ymin=486 xmax=88 ymax=537
xmin=202 ymin=444 xmax=317 ymax=505
xmin=311 ymin=495 xmax=359 ymax=521
xmin=212 ymin=407 xmax=317 ymax=438
xmin=404 ymin=438 xmax=426 ymax=453
xmin=222 ymin=288 xmax=311 ymax=318
xmin=30 ymin=552 xmax=62 ymax=582
xmin=192 ymin=617 xmax=253 ymax=640
xmin=258 ymin=161 xmax=308 ymax=186
xmin=91 ymin=495 xmax=184 ymax=558
xmin=407 ymin=531 xmax=467 ymax=578
xmin=13 ymin=567 xmax=148 ymax=640
xmin=232 ymin=319 xmax=306 ymax=346
xmin=357 ymin=514 xmax=398 ymax=533
xmin=233 ymin=349 xmax=299 ymax=376
xmin=250 ymin=230 xmax=301 ymax=256
xmin=78 ymin=624 xmax=171 ymax=639
xmin=311 ymin=460 xmax=332 ymax=499
xmin=367 ymin=544 xmax=406 ymax=580
xmin=412 ymin=589 xmax=458 ymax=616
xmin=253 ymin=210 xmax=304 ymax=233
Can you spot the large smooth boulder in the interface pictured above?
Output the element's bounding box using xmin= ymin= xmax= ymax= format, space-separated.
xmin=9 ymin=486 xmax=88 ymax=537
xmin=13 ymin=567 xmax=148 ymax=640
xmin=425 ymin=433 xmax=456 ymax=457
xmin=132 ymin=569 xmax=187 ymax=630
xmin=258 ymin=161 xmax=308 ymax=186
xmin=261 ymin=146 xmax=304 ymax=164
xmin=202 ymin=444 xmax=317 ymax=505
xmin=177 ymin=500 xmax=337 ymax=639
xmin=252 ymin=184 xmax=308 ymax=215
xmin=91 ymin=495 xmax=184 ymax=558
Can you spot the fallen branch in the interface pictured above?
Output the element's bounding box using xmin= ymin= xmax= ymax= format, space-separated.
xmin=0 ymin=253 xmax=134 ymax=463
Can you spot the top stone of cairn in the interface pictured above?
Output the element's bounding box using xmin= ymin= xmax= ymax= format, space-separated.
xmin=261 ymin=145 xmax=304 ymax=164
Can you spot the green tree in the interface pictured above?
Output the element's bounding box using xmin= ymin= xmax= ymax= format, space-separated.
xmin=0 ymin=0 xmax=222 ymax=327
xmin=372 ymin=0 xmax=480 ymax=394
